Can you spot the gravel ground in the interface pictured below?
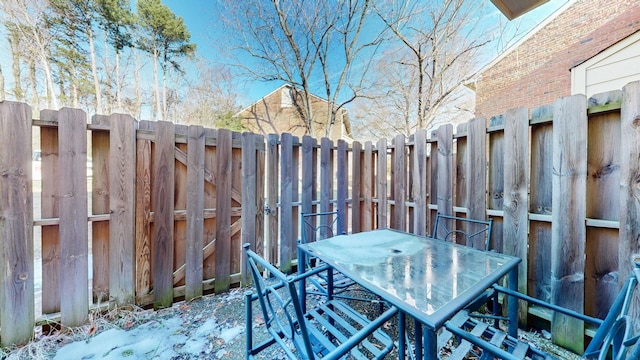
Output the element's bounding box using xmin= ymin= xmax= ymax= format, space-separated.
xmin=1 ymin=283 xmax=581 ymax=359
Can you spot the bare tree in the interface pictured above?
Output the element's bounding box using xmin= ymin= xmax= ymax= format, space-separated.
xmin=369 ymin=0 xmax=489 ymax=133
xmin=217 ymin=0 xmax=384 ymax=137
xmin=1 ymin=0 xmax=59 ymax=109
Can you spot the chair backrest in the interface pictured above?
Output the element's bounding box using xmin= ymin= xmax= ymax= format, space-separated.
xmin=301 ymin=211 xmax=343 ymax=244
xmin=432 ymin=212 xmax=493 ymax=251
xmin=244 ymin=244 xmax=317 ymax=359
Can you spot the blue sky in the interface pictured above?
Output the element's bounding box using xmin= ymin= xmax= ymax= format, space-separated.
xmin=160 ymin=0 xmax=570 ymax=107
xmin=0 ymin=0 xmax=569 ymax=109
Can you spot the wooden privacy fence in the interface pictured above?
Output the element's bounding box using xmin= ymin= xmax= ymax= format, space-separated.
xmin=1 ymin=81 xmax=640 ymax=349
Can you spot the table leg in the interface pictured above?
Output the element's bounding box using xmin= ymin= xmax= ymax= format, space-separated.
xmin=508 ymin=266 xmax=519 ymax=338
xmin=423 ymin=326 xmax=437 ymax=360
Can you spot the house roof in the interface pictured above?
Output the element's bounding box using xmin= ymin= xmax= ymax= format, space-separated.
xmin=491 ymin=0 xmax=550 ymax=20
xmin=235 ymin=84 xmax=329 ymax=116
xmin=466 ymin=0 xmax=575 ymax=89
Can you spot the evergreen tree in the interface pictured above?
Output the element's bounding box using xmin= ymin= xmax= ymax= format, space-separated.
xmin=137 ymin=0 xmax=195 ymax=121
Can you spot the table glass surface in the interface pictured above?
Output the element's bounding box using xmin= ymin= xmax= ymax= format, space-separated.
xmin=299 ymin=228 xmax=519 ymax=325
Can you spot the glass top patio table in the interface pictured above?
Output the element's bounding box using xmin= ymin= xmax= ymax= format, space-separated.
xmin=297 ymin=228 xmax=521 ymax=330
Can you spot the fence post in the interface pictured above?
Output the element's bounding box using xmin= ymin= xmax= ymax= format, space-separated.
xmin=551 ymin=94 xmax=587 ymax=353
xmin=91 ymin=114 xmax=110 ymax=304
xmin=0 ymin=101 xmax=34 ymax=346
xmin=58 ymin=107 xmax=89 ymax=327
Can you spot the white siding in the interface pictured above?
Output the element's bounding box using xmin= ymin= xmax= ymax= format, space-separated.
xmin=572 ymin=31 xmax=640 ymax=97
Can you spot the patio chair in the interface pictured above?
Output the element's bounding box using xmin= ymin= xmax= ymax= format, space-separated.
xmin=299 ymin=211 xmax=356 ymax=298
xmin=432 ymin=212 xmax=493 ymax=251
xmin=440 ymin=257 xmax=640 ymax=360
xmin=243 ymin=243 xmax=398 ymax=360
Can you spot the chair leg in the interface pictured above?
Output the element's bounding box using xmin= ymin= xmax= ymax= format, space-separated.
xmin=245 ymin=290 xmax=253 ymax=358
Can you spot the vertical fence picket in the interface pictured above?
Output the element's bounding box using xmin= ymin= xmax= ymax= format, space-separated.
xmin=436 ymin=125 xmax=453 ymax=216
xmin=91 ymin=115 xmax=110 ymax=303
xmin=529 ymin=105 xmax=553 ymax=302
xmin=186 ymin=125 xmax=205 ymax=300
xmin=173 ymin=125 xmax=189 ymax=290
xmin=203 ymin=128 xmax=217 ymax=282
xmin=585 ymin=91 xmax=621 ymax=319
xmin=620 ymin=81 xmax=640 ymax=322
xmin=376 ymin=138 xmax=387 ymax=228
xmin=351 ymin=141 xmax=362 ymax=233
xmin=391 ymin=135 xmax=406 ymax=231
xmin=362 ymin=141 xmax=373 ymax=231
xmin=301 ymin=136 xmax=315 ymax=225
xmin=454 ymin=124 xmax=467 ymax=221
xmin=108 ymin=114 xmax=137 ymax=305
xmin=241 ymin=132 xmax=258 ymax=286
xmin=551 ymin=95 xmax=587 ymax=353
xmin=488 ymin=115 xmax=505 ymax=252
xmin=0 ymin=101 xmax=34 ymax=346
xmin=503 ymin=107 xmax=530 ymax=324
xmin=279 ymin=133 xmax=294 ymax=273
xmin=412 ymin=130 xmax=427 ymax=235
xmin=135 ymin=121 xmax=153 ymax=300
xmin=58 ymin=107 xmax=89 ymax=327
xmin=215 ymin=129 xmax=232 ymax=291
xmin=255 ymin=135 xmax=266 ymax=258
xmin=40 ymin=110 xmax=61 ymax=315
xmin=320 ymin=138 xmax=333 ymax=216
xmin=467 ymin=117 xmax=488 ymax=249
xmin=152 ymin=121 xmax=175 ymax=309
xmin=266 ymin=134 xmax=279 ymax=263
xmin=337 ymin=140 xmax=348 ymax=233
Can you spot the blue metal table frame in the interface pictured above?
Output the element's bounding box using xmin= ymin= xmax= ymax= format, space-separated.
xmin=297 ymin=228 xmax=521 ymax=360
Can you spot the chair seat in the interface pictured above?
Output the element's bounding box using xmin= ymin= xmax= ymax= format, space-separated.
xmin=297 ymin=299 xmax=395 ymax=359
xmin=443 ymin=310 xmax=557 ymax=360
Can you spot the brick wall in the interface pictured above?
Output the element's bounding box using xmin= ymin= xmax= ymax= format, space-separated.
xmin=238 ymin=86 xmax=346 ymax=140
xmin=475 ymin=0 xmax=640 ymax=119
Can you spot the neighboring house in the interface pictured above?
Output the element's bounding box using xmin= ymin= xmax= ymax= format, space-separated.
xmin=470 ymin=0 xmax=640 ymax=119
xmin=236 ymin=84 xmax=353 ymax=142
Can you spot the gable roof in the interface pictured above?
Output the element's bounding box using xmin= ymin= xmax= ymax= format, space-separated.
xmin=235 ymin=84 xmax=329 ymax=116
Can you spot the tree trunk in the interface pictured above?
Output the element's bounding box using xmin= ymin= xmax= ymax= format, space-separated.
xmin=417 ymin=54 xmax=425 ymax=130
xmin=29 ymin=59 xmax=38 ymax=110
xmin=134 ymin=48 xmax=142 ymax=119
xmin=9 ymin=34 xmax=23 ymax=101
xmin=103 ymin=35 xmax=112 ymax=113
xmin=88 ymin=26 xmax=103 ymax=114
xmin=153 ymin=48 xmax=162 ymax=120
xmin=115 ymin=50 xmax=122 ymax=111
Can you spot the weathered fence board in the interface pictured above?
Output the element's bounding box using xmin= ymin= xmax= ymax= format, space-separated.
xmin=467 ymin=117 xmax=487 ymax=249
xmin=186 ymin=125 xmax=205 ymax=300
xmin=135 ymin=121 xmax=153 ymax=300
xmin=279 ymin=133 xmax=294 ymax=273
xmin=362 ymin=141 xmax=374 ymax=231
xmin=337 ymin=140 xmax=348 ymax=233
xmin=0 ymin=101 xmax=34 ymax=346
xmin=58 ymin=108 xmax=89 ymax=327
xmin=91 ymin=114 xmax=110 ymax=303
xmin=152 ymin=121 xmax=175 ymax=309
xmin=40 ymin=110 xmax=61 ymax=314
xmin=436 ymin=125 xmax=453 ymax=216
xmin=488 ymin=115 xmax=504 ymax=252
xmin=619 ymin=82 xmax=640 ymax=324
xmin=503 ymin=107 xmax=530 ymax=325
xmin=391 ymin=135 xmax=406 ymax=231
xmin=551 ymin=95 xmax=587 ymax=353
xmin=215 ymin=129 xmax=232 ymax=291
xmin=412 ymin=130 xmax=428 ymax=235
xmin=108 ymin=114 xmax=137 ymax=305
xmin=266 ymin=134 xmax=279 ymax=263
xmin=376 ymin=138 xmax=387 ymax=228
xmin=351 ymin=141 xmax=362 ymax=233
